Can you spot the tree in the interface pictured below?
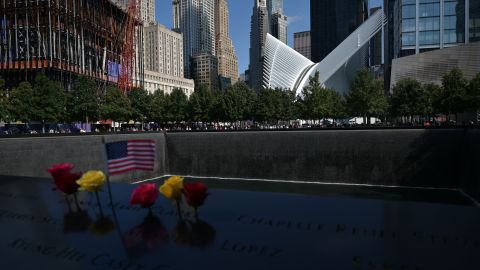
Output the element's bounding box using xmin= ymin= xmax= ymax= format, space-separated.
xmin=128 ymin=87 xmax=153 ymax=125
xmin=437 ymin=68 xmax=468 ymax=121
xmin=31 ymin=72 xmax=66 ymax=125
xmin=9 ymin=82 xmax=35 ymax=122
xmin=150 ymin=90 xmax=168 ymax=124
xmin=67 ymin=76 xmax=100 ymax=123
xmin=188 ymin=84 xmax=214 ymax=122
xmin=255 ymin=88 xmax=280 ymax=122
xmin=467 ymin=73 xmax=480 ymax=111
xmin=209 ymin=90 xmax=226 ymax=122
xmin=424 ymin=83 xmax=443 ymax=115
xmin=345 ymin=69 xmax=388 ymax=123
xmin=165 ymin=88 xmax=188 ymax=122
xmin=300 ymin=72 xmax=345 ymax=121
xmin=0 ymin=76 xmax=8 ymax=121
xmin=279 ymin=89 xmax=299 ymax=121
xmin=330 ymin=91 xmax=346 ymax=120
xmin=100 ymin=85 xmax=131 ymax=122
xmin=221 ymin=82 xmax=256 ymax=122
xmin=390 ymin=78 xmax=432 ymax=123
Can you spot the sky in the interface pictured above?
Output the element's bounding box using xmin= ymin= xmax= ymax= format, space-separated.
xmin=155 ymin=0 xmax=383 ymax=74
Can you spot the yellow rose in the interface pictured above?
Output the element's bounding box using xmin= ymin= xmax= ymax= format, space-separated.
xmin=76 ymin=170 xmax=106 ymax=192
xmin=159 ymin=176 xmax=183 ymax=200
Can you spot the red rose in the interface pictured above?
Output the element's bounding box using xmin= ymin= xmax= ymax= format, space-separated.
xmin=47 ymin=163 xmax=82 ymax=195
xmin=130 ymin=183 xmax=159 ymax=208
xmin=182 ymin=182 xmax=208 ymax=208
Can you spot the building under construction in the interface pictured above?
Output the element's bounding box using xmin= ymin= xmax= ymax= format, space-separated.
xmin=0 ymin=0 xmax=144 ymax=91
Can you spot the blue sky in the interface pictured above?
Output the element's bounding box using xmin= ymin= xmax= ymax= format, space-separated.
xmin=155 ymin=0 xmax=383 ymax=74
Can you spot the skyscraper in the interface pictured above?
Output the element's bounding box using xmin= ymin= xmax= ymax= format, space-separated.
xmin=215 ymin=0 xmax=239 ymax=85
xmin=142 ymin=23 xmax=195 ymax=96
xmin=248 ymin=0 xmax=287 ymax=90
xmin=268 ymin=0 xmax=287 ymax=44
xmin=370 ymin=7 xmax=382 ymax=67
xmin=172 ymin=0 xmax=216 ymax=79
xmin=267 ymin=0 xmax=283 ymax=15
xmin=294 ymin=31 xmax=312 ymax=60
xmin=271 ymin=13 xmax=288 ymax=44
xmin=310 ymin=0 xmax=368 ymax=63
xmin=384 ymin=0 xmax=477 ymax=90
xmin=248 ymin=0 xmax=269 ymax=90
xmin=471 ymin=0 xmax=480 ymax=42
xmin=114 ymin=0 xmax=155 ymax=23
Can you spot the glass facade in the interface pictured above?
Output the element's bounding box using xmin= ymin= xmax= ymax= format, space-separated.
xmin=471 ymin=0 xmax=480 ymax=42
xmin=310 ymin=0 xmax=368 ymax=62
xmin=401 ymin=0 xmax=467 ymax=50
xmin=267 ymin=0 xmax=283 ymax=15
xmin=401 ymin=1 xmax=417 ymax=47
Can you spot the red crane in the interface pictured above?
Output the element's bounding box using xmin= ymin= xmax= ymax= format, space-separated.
xmin=118 ymin=0 xmax=141 ymax=94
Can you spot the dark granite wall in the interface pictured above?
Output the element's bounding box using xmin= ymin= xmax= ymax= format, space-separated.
xmin=0 ymin=133 xmax=166 ymax=183
xmin=0 ymin=129 xmax=478 ymax=202
xmin=166 ymin=129 xmax=470 ymax=188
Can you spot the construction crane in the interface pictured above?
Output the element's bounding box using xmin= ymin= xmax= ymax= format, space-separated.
xmin=118 ymin=0 xmax=141 ymax=95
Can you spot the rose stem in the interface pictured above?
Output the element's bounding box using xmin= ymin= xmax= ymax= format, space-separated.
xmin=95 ymin=191 xmax=104 ymax=217
xmin=73 ymin=193 xmax=81 ymax=211
xmin=194 ymin=207 xmax=198 ymax=220
xmin=65 ymin=195 xmax=72 ymax=212
xmin=176 ymin=199 xmax=182 ymax=219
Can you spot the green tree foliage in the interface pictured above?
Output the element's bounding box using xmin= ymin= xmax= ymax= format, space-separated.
xmin=423 ymin=83 xmax=442 ymax=115
xmin=255 ymin=88 xmax=281 ymax=122
xmin=254 ymin=88 xmax=300 ymax=122
xmin=390 ymin=78 xmax=432 ymax=119
xmin=467 ymin=73 xmax=480 ymax=111
xmin=438 ymin=68 xmax=468 ymax=117
xmin=165 ymin=88 xmax=188 ymax=122
xmin=67 ymin=76 xmax=99 ymax=123
xmin=300 ymin=72 xmax=345 ymax=120
xmin=280 ymin=89 xmax=299 ymax=121
xmin=221 ymin=82 xmax=256 ymax=122
xmin=150 ymin=90 xmax=168 ymax=123
xmin=188 ymin=84 xmax=214 ymax=122
xmin=209 ymin=90 xmax=226 ymax=122
xmin=0 ymin=76 xmax=8 ymax=121
xmin=31 ymin=72 xmax=66 ymax=123
xmin=345 ymin=69 xmax=388 ymax=122
xmin=9 ymin=82 xmax=35 ymax=122
xmin=128 ymin=87 xmax=153 ymax=122
xmin=100 ymin=86 xmax=131 ymax=122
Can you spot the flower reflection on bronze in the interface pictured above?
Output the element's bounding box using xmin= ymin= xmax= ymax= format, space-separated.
xmin=174 ymin=219 xmax=216 ymax=248
xmin=63 ymin=210 xmax=92 ymax=233
xmin=89 ymin=216 xmax=116 ymax=236
xmin=124 ymin=214 xmax=169 ymax=258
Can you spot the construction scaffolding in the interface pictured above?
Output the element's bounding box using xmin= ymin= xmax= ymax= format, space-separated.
xmin=0 ymin=0 xmax=144 ymax=90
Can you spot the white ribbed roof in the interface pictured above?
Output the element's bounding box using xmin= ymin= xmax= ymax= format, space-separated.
xmin=263 ymin=9 xmax=386 ymax=96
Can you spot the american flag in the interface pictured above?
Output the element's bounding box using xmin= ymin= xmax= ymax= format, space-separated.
xmin=106 ymin=140 xmax=156 ymax=175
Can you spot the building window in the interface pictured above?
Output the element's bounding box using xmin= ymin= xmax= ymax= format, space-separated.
xmin=403 ymin=18 xmax=416 ymax=32
xmin=419 ymin=2 xmax=440 ymax=17
xmin=444 ymin=1 xmax=458 ymax=16
xmin=402 ymin=5 xmax=416 ymax=19
xmin=419 ymin=30 xmax=440 ymax=45
xmin=419 ymin=17 xmax=440 ymax=31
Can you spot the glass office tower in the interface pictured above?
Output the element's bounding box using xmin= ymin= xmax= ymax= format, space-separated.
xmin=384 ymin=0 xmax=475 ymax=91
xmin=471 ymin=0 xmax=480 ymax=42
xmin=310 ymin=0 xmax=368 ymax=63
